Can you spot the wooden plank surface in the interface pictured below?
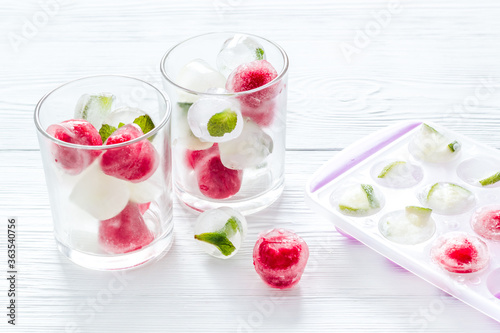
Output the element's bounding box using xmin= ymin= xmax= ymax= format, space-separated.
xmin=1 ymin=0 xmax=500 ymax=332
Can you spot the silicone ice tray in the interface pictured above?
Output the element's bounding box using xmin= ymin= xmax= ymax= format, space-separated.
xmin=306 ymin=121 xmax=500 ymax=323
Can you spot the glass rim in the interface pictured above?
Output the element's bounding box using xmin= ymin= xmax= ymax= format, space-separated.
xmin=34 ymin=74 xmax=171 ymax=150
xmin=159 ymin=31 xmax=289 ymax=97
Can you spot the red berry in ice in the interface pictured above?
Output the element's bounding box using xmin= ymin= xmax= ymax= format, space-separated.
xmin=138 ymin=202 xmax=151 ymax=215
xmin=186 ymin=144 xmax=219 ymax=169
xmin=431 ymin=232 xmax=489 ymax=274
xmin=196 ymin=153 xmax=243 ymax=199
xmin=253 ymin=229 xmax=309 ymax=289
xmin=99 ymin=202 xmax=154 ymax=254
xmin=226 ymin=60 xmax=280 ymax=127
xmin=100 ymin=124 xmax=159 ymax=183
xmin=472 ymin=208 xmax=500 ymax=241
xmin=46 ymin=119 xmax=102 ymax=175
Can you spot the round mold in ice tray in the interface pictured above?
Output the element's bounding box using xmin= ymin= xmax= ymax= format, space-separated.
xmin=418 ymin=182 xmax=476 ymax=216
xmin=430 ymin=232 xmax=489 ymax=274
xmin=330 ymin=183 xmax=385 ymax=218
xmin=371 ymin=160 xmax=423 ymax=189
xmin=471 ymin=205 xmax=500 ymax=242
xmin=378 ymin=208 xmax=436 ymax=245
xmin=457 ymin=157 xmax=500 ymax=189
xmin=487 ymin=268 xmax=500 ymax=299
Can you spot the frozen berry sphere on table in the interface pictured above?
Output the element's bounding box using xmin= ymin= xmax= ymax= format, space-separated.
xmin=253 ymin=228 xmax=309 ymax=289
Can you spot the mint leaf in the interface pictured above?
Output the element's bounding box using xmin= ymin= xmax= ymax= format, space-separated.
xmin=118 ymin=122 xmax=125 ymax=128
xmin=99 ymin=124 xmax=117 ymax=143
xmin=223 ymin=217 xmax=240 ymax=238
xmin=255 ymin=48 xmax=264 ymax=60
xmin=207 ymin=108 xmax=237 ymax=137
xmin=194 ymin=217 xmax=241 ymax=256
xmin=133 ymin=114 xmax=155 ymax=135
xmin=194 ymin=232 xmax=236 ymax=256
xmin=178 ymin=102 xmax=193 ymax=113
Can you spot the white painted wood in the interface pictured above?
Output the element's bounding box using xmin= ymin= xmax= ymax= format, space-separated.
xmin=1 ymin=0 xmax=500 ymax=331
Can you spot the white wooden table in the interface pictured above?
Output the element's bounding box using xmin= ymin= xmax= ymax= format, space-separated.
xmin=1 ymin=0 xmax=500 ymax=331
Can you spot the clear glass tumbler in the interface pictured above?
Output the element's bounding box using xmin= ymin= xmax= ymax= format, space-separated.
xmin=34 ymin=75 xmax=173 ymax=270
xmin=160 ymin=32 xmax=289 ymax=214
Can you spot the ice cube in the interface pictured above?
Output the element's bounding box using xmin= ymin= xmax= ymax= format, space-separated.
xmin=409 ymin=124 xmax=461 ymax=163
xmin=187 ymin=96 xmax=243 ymax=143
xmin=194 ymin=207 xmax=247 ymax=259
xmin=46 ymin=119 xmax=103 ymax=175
xmin=177 ymin=59 xmax=226 ymax=103
xmin=74 ymin=93 xmax=115 ymax=130
xmin=216 ymin=34 xmax=266 ymax=77
xmin=253 ymin=228 xmax=309 ymax=289
xmin=103 ymin=106 xmax=146 ymax=128
xmin=100 ymin=124 xmax=159 ymax=183
xmin=379 ymin=207 xmax=436 ymax=245
xmin=69 ymin=161 xmax=130 ymax=220
xmin=430 ymin=232 xmax=489 ymax=273
xmin=174 ymin=106 xmax=214 ymax=151
xmin=128 ymin=168 xmax=163 ymax=204
xmin=99 ymin=202 xmax=154 ymax=254
xmin=225 ymin=60 xmax=279 ymax=127
xmin=421 ymin=182 xmax=475 ymax=215
xmin=219 ymin=119 xmax=273 ymax=170
xmin=471 ymin=206 xmax=500 ymax=241
xmin=195 ymin=150 xmax=243 ymax=199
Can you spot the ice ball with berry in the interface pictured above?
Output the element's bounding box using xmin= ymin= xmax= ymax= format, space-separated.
xmin=99 ymin=202 xmax=154 ymax=254
xmin=194 ymin=207 xmax=247 ymax=259
xmin=195 ymin=150 xmax=243 ymax=199
xmin=253 ymin=228 xmax=309 ymax=289
xmin=216 ymin=34 xmax=266 ymax=77
xmin=187 ymin=96 xmax=243 ymax=143
xmin=431 ymin=232 xmax=489 ymax=274
xmin=100 ymin=124 xmax=159 ymax=183
xmin=226 ymin=60 xmax=279 ymax=127
xmin=46 ymin=119 xmax=103 ymax=175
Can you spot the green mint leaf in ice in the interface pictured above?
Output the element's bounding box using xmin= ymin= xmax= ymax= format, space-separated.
xmin=194 ymin=232 xmax=236 ymax=256
xmin=99 ymin=124 xmax=117 ymax=143
xmin=448 ymin=140 xmax=460 ymax=152
xmin=194 ymin=217 xmax=241 ymax=256
xmin=255 ymin=48 xmax=265 ymax=60
xmin=207 ymin=108 xmax=238 ymax=137
xmin=178 ymin=102 xmax=193 ymax=113
xmin=223 ymin=217 xmax=240 ymax=238
xmin=118 ymin=122 xmax=125 ymax=128
xmin=133 ymin=114 xmax=155 ymax=135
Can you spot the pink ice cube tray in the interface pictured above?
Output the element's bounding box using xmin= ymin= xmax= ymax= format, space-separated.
xmin=306 ymin=121 xmax=500 ymax=323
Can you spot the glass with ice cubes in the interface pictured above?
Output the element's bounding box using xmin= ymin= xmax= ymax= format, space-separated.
xmin=34 ymin=75 xmax=173 ymax=270
xmin=160 ymin=32 xmax=288 ymax=214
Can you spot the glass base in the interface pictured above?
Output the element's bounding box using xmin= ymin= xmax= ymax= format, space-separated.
xmin=175 ymin=178 xmax=285 ymax=215
xmin=56 ymin=230 xmax=174 ymax=271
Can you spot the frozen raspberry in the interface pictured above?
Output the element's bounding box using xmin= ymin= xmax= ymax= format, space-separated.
xmin=431 ymin=232 xmax=489 ymax=273
xmin=472 ymin=208 xmax=500 ymax=241
xmin=253 ymin=229 xmax=309 ymax=289
xmin=196 ymin=153 xmax=243 ymax=199
xmin=138 ymin=202 xmax=151 ymax=215
xmin=46 ymin=119 xmax=102 ymax=175
xmin=100 ymin=124 xmax=159 ymax=183
xmin=226 ymin=60 xmax=280 ymax=127
xmin=186 ymin=144 xmax=219 ymax=169
xmin=99 ymin=202 xmax=154 ymax=254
